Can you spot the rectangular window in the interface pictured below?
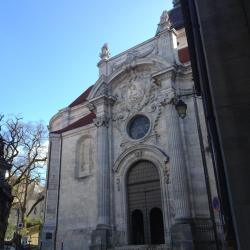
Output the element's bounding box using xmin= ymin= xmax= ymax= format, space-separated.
xmin=46 ymin=232 xmax=52 ymax=240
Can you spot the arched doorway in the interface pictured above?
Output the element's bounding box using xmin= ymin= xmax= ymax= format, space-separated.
xmin=131 ymin=209 xmax=145 ymax=244
xmin=150 ymin=208 xmax=165 ymax=244
xmin=127 ymin=160 xmax=165 ymax=244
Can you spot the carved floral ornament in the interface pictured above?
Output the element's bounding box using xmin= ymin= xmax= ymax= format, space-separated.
xmin=134 ymin=150 xmax=142 ymax=158
xmin=116 ymin=177 xmax=121 ymax=191
xmin=112 ymin=71 xmax=158 ymax=120
xmin=93 ymin=115 xmax=109 ymax=128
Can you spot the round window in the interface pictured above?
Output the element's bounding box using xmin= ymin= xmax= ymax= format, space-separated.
xmin=127 ymin=115 xmax=150 ymax=140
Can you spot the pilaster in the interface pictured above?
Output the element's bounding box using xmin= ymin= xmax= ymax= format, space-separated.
xmin=94 ymin=113 xmax=110 ymax=226
xmin=41 ymin=133 xmax=62 ymax=250
xmin=167 ymin=104 xmax=191 ymax=220
xmin=90 ymin=95 xmax=113 ymax=249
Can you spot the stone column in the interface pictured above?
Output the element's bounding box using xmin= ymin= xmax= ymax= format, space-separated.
xmin=41 ymin=133 xmax=62 ymax=250
xmin=166 ymin=104 xmax=191 ymax=220
xmin=165 ymin=103 xmax=193 ymax=249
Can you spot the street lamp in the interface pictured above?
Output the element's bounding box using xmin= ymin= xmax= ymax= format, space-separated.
xmin=174 ymin=99 xmax=187 ymax=119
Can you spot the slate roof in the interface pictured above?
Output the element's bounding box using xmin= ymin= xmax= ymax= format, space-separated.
xmin=52 ymin=112 xmax=96 ymax=134
xmin=68 ymin=85 xmax=93 ymax=108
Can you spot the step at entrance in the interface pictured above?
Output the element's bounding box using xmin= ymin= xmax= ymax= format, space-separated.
xmin=111 ymin=244 xmax=171 ymax=250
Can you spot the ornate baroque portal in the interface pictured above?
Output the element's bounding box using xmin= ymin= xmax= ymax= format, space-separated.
xmin=127 ymin=161 xmax=164 ymax=244
xmin=113 ymin=145 xmax=170 ymax=246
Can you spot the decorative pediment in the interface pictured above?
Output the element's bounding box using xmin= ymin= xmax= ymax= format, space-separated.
xmin=108 ymin=56 xmax=171 ymax=85
xmin=111 ymin=45 xmax=156 ymax=73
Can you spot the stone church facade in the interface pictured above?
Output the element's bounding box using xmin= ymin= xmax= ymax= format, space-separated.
xmin=41 ymin=6 xmax=221 ymax=250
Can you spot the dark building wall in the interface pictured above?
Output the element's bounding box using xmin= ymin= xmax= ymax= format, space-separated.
xmin=0 ymin=139 xmax=13 ymax=248
xmin=0 ymin=182 xmax=12 ymax=248
xmin=180 ymin=0 xmax=250 ymax=249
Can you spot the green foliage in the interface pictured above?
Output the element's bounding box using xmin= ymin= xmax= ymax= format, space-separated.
xmin=20 ymin=227 xmax=28 ymax=236
xmin=30 ymin=218 xmax=42 ymax=226
xmin=26 ymin=218 xmax=42 ymax=228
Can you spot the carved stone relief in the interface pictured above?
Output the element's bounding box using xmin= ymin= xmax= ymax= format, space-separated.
xmin=134 ymin=150 xmax=142 ymax=158
xmin=163 ymin=162 xmax=170 ymax=184
xmin=116 ymin=178 xmax=121 ymax=191
xmin=111 ymin=44 xmax=157 ymax=73
xmin=94 ymin=115 xmax=109 ymax=128
xmin=112 ymin=68 xmax=165 ymax=148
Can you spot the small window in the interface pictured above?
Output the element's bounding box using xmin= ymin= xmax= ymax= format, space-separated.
xmin=46 ymin=232 xmax=52 ymax=240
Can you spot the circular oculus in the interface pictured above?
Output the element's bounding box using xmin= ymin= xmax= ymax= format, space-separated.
xmin=127 ymin=115 xmax=150 ymax=140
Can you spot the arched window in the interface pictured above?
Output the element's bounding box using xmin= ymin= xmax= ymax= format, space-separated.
xmin=131 ymin=209 xmax=145 ymax=244
xmin=76 ymin=136 xmax=93 ymax=178
xmin=150 ymin=207 xmax=164 ymax=244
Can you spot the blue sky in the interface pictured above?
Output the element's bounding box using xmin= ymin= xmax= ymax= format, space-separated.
xmin=0 ymin=0 xmax=172 ymax=125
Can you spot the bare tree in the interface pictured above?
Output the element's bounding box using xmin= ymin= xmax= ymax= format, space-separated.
xmin=0 ymin=114 xmax=48 ymax=224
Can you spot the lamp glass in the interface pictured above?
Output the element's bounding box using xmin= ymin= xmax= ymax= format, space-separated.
xmin=175 ymin=100 xmax=187 ymax=119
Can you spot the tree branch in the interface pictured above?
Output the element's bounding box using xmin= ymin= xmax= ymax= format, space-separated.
xmin=26 ymin=195 xmax=44 ymax=216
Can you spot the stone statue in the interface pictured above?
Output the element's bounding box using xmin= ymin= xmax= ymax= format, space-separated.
xmin=160 ymin=10 xmax=170 ymax=25
xmin=99 ymin=43 xmax=110 ymax=61
xmin=156 ymin=10 xmax=172 ymax=35
xmin=127 ymin=82 xmax=144 ymax=103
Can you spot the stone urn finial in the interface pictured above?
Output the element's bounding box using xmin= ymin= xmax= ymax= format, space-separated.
xmin=160 ymin=10 xmax=170 ymax=25
xmin=99 ymin=43 xmax=110 ymax=61
xmin=156 ymin=10 xmax=172 ymax=35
